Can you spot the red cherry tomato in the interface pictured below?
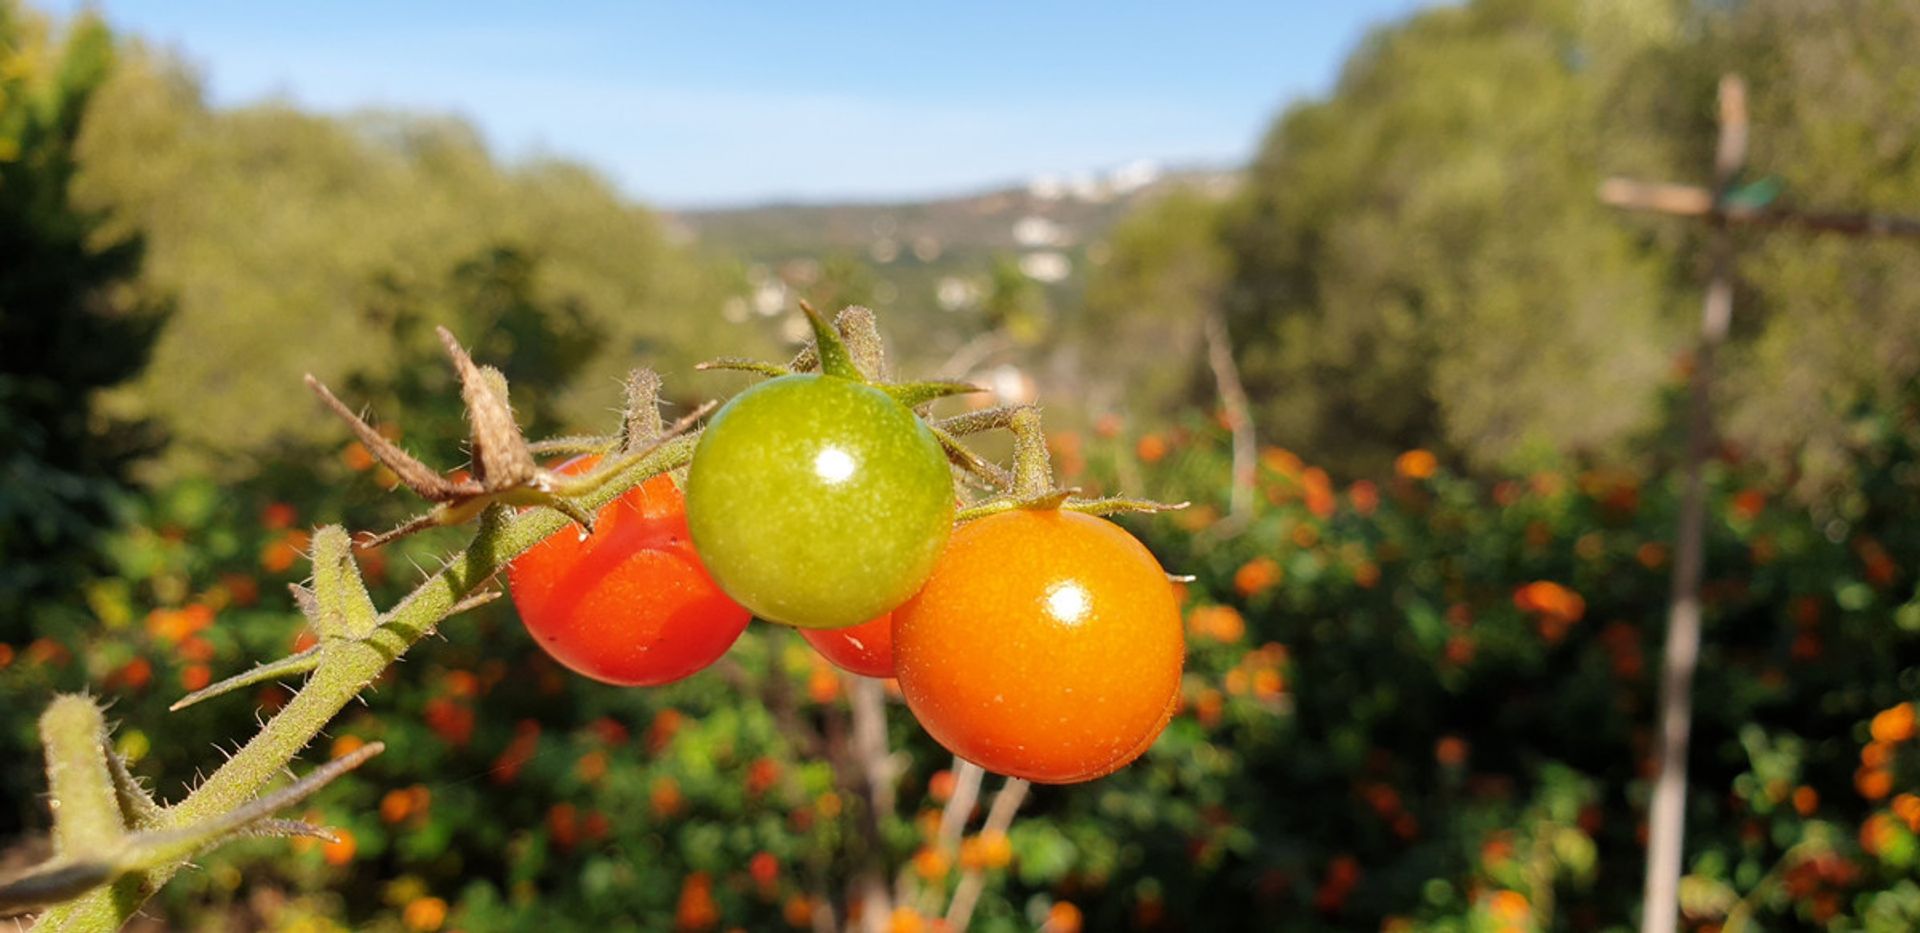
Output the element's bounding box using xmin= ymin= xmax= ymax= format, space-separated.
xmin=800 ymin=613 xmax=895 ymax=679
xmin=893 ymin=509 xmax=1185 ymax=783
xmin=508 ymin=456 xmax=750 ymax=686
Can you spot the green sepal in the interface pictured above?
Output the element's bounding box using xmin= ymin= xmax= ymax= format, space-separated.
xmin=1059 ymin=496 xmax=1190 ymax=517
xmin=881 ymin=380 xmax=985 ymax=408
xmin=310 ymin=525 xmax=378 ymax=639
xmin=800 ymin=300 xmax=861 ymax=380
xmin=169 ymin=646 xmax=323 ymax=713
xmin=695 ymin=357 xmax=792 ymax=379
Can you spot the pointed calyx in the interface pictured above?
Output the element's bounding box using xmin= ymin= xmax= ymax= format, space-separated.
xmin=619 ymin=367 xmax=665 ymax=451
xmin=310 ymin=525 xmax=378 ymax=639
xmin=800 ymin=299 xmax=862 ymax=379
xmin=1009 ymin=407 xmax=1053 ymax=499
xmin=948 ymin=405 xmax=1187 ymax=522
xmin=881 ymin=380 xmax=985 ymax=409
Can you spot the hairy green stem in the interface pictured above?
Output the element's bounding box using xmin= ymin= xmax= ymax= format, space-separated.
xmin=41 ymin=698 xmax=122 ymax=857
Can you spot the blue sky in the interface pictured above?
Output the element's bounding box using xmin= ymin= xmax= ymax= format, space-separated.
xmin=42 ymin=2 xmax=1431 ymax=208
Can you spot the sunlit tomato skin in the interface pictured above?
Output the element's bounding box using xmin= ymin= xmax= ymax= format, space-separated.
xmin=508 ymin=458 xmax=750 ymax=686
xmin=685 ymin=374 xmax=954 ymax=630
xmin=800 ymin=613 xmax=895 ymax=679
xmin=893 ymin=510 xmax=1184 ymax=783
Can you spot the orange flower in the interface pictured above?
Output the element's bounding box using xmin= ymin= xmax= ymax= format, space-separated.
xmin=651 ymin=777 xmax=685 ymax=818
xmin=1043 ymin=901 xmax=1083 ymax=933
xmin=1302 ymin=468 xmax=1336 ymax=519
xmin=1188 ymin=605 xmax=1247 ymax=643
xmin=959 ymin=830 xmax=1013 ymax=870
xmin=576 ymin=750 xmax=609 ymax=784
xmin=647 ymin=709 xmax=684 ymax=753
xmin=260 ymin=501 xmax=299 ymax=530
xmin=676 ymin=872 xmax=719 ymax=931
xmin=887 ymin=907 xmax=925 ymax=933
xmin=921 ymin=769 xmax=957 ymax=804
xmin=1136 ymin=434 xmax=1168 ymax=464
xmin=402 ymin=896 xmax=448 ymax=932
xmin=1435 ymin=736 xmax=1469 ymax=768
xmin=783 ymin=896 xmax=814 ymax=928
xmin=548 ymin=802 xmax=578 ymax=849
xmin=1488 ymin=890 xmax=1530 ymax=923
xmin=381 ymin=788 xmax=415 ymax=824
xmin=1260 ymin=446 xmax=1304 ymax=478
xmin=913 ymin=846 xmax=950 ymax=881
xmin=109 ymin=657 xmax=153 ymax=692
xmin=746 ymin=756 xmax=781 ymax=797
xmin=1236 ymin=552 xmax=1282 ymax=598
xmin=1394 ymin=449 xmax=1437 ymax=481
xmin=1729 ymin=488 xmax=1766 ymax=522
xmin=180 ymin=664 xmax=212 ymax=692
xmin=750 ymin=851 xmax=780 ymax=890
xmin=492 ymin=719 xmax=541 ymax=785
xmin=342 ymin=440 xmax=376 ymax=471
xmin=1871 ymin=703 xmax=1916 ymax=744
xmin=1513 ymin=581 xmax=1585 ymax=625
xmin=1861 ymin=813 xmax=1900 ymax=857
xmin=1348 ymin=481 xmax=1380 ymax=516
xmin=1793 ymin=785 xmax=1819 ymax=817
xmin=1635 ymin=542 xmax=1668 ymax=569
xmin=1894 ymin=794 xmax=1920 ymax=832
xmin=1192 ymin=689 xmax=1224 ymax=728
xmin=808 ymin=665 xmax=843 ymax=704
xmin=322 ymin=827 xmax=357 ymax=866
xmin=1856 ymin=766 xmax=1893 ymax=801
xmin=1353 ymin=561 xmax=1381 ymax=589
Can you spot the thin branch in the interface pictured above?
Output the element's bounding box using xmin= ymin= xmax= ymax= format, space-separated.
xmin=936 ymin=760 xmax=985 ymax=855
xmin=944 ymin=778 xmax=1031 ymax=931
xmin=1599 ymin=178 xmax=1920 ymax=238
xmin=1641 ymin=73 xmax=1745 ymax=933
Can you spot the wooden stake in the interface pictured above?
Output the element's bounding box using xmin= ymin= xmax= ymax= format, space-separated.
xmin=1639 ymin=74 xmax=1746 ymax=933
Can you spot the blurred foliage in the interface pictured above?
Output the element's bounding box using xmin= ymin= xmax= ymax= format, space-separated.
xmin=6 ymin=376 xmax=1920 ymax=930
xmin=1077 ymin=190 xmax=1226 ymax=422
xmin=1116 ymin=0 xmax=1920 ymax=488
xmin=0 ymin=4 xmax=165 ymax=648
xmin=65 ymin=37 xmax=764 ymax=480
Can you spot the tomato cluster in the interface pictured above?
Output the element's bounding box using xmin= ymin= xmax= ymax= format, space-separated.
xmin=505 ymin=309 xmax=1185 ymax=784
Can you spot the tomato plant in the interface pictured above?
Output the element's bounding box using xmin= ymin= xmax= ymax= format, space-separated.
xmin=893 ymin=509 xmax=1185 ymax=784
xmin=508 ymin=456 xmax=750 ymax=686
xmin=685 ymin=373 xmax=954 ymax=630
xmin=800 ymin=612 xmax=895 ymax=678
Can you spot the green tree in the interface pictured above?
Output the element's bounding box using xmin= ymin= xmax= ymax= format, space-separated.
xmin=0 ymin=3 xmax=165 ymax=641
xmin=1078 ymin=188 xmax=1231 ymax=420
xmin=67 ymin=50 xmax=751 ymax=478
xmin=1224 ymin=0 xmax=1689 ymax=476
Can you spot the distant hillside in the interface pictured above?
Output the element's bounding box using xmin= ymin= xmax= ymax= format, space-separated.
xmin=667 ymin=164 xmax=1240 ymax=366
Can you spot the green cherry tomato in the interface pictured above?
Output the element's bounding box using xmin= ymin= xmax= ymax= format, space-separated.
xmin=685 ymin=373 xmax=954 ymax=629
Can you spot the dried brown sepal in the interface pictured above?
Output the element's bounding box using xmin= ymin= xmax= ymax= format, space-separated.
xmin=931 ymin=425 xmax=1012 ymax=489
xmin=933 ymin=405 xmax=1031 ymax=437
xmin=310 ymin=329 xmax=714 ymax=547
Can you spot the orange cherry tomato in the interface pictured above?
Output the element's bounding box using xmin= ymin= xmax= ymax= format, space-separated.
xmin=508 ymin=457 xmax=750 ymax=686
xmin=893 ymin=509 xmax=1184 ymax=783
xmin=800 ymin=613 xmax=895 ymax=678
